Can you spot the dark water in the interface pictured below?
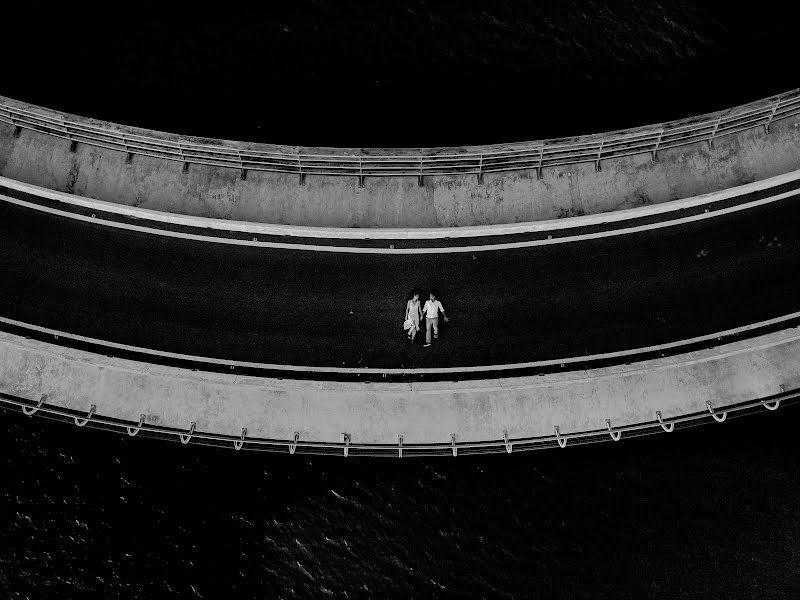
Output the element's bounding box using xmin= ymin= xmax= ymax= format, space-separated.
xmin=2 ymin=409 xmax=799 ymax=598
xmin=2 ymin=2 xmax=800 ymax=597
xmin=2 ymin=1 xmax=797 ymax=147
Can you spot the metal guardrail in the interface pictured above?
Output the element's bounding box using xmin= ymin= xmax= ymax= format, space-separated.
xmin=1 ymin=389 xmax=794 ymax=457
xmin=2 ymin=90 xmax=800 ymax=184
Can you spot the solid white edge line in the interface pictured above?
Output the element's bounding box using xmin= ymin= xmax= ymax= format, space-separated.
xmin=2 ymin=310 xmax=799 ymax=375
xmin=2 ymin=185 xmax=800 ymax=254
xmin=1 ymin=167 xmax=799 ymax=240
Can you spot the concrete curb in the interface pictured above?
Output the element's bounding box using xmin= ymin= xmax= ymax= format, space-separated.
xmin=3 ymin=168 xmax=800 ymax=253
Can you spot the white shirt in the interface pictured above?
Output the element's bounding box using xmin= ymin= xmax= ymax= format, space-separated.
xmin=423 ymin=299 xmax=444 ymax=319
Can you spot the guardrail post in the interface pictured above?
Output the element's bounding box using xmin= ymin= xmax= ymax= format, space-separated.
xmin=536 ymin=147 xmax=544 ymax=180
xmin=651 ymin=129 xmax=664 ymax=162
xmin=359 ymin=158 xmax=365 ymax=188
xmin=398 ymin=434 xmax=403 ymax=458
xmin=418 ymin=157 xmax=424 ymax=187
xmin=594 ymin=141 xmax=604 ymax=172
xmin=62 ymin=118 xmax=78 ymax=153
xmin=297 ymin=152 xmax=305 ymax=185
xmin=121 ymin=132 xmax=134 ymax=163
xmin=10 ymin=108 xmax=22 ymax=138
xmin=477 ymin=155 xmax=483 ymax=184
xmin=179 ymin=143 xmax=189 ymax=173
xmin=554 ymin=425 xmax=567 ymax=448
xmin=238 ymin=150 xmax=246 ymax=181
xmin=341 ymin=433 xmax=351 ymax=457
xmin=289 ymin=431 xmax=299 ymax=454
xmin=764 ymin=98 xmax=782 ymax=134
xmin=503 ymin=430 xmax=512 ymax=453
xmin=451 ymin=433 xmax=458 ymax=457
xmin=708 ymin=117 xmax=721 ymax=149
xmin=234 ymin=427 xmax=247 ymax=450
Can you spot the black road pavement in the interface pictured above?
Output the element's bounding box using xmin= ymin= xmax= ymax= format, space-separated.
xmin=2 ymin=199 xmax=800 ymax=370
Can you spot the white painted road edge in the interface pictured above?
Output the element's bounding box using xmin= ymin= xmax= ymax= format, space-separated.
xmin=3 ymin=180 xmax=800 ymax=254
xmin=3 ymin=310 xmax=799 ymax=375
xmin=1 ymin=167 xmax=799 ymax=244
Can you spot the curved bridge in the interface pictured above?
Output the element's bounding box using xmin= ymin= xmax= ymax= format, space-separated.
xmin=2 ymin=172 xmax=800 ymax=373
xmin=1 ymin=169 xmax=799 ymax=453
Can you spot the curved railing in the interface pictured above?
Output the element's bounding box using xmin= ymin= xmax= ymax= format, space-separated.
xmin=1 ymin=389 xmax=793 ymax=457
xmin=2 ymin=89 xmax=799 ymax=183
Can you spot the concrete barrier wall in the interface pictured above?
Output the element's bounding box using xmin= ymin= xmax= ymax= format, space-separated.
xmin=2 ymin=328 xmax=797 ymax=446
xmin=2 ymin=114 xmax=800 ymax=229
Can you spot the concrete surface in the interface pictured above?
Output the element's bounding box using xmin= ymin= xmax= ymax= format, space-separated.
xmin=4 ymin=168 xmax=800 ymax=247
xmin=2 ymin=109 xmax=800 ymax=229
xmin=1 ymin=327 xmax=795 ymax=445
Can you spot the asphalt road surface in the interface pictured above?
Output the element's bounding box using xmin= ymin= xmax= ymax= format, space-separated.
xmin=2 ymin=198 xmax=800 ymax=370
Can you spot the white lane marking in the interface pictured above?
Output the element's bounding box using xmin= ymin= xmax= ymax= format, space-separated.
xmin=1 ymin=168 xmax=800 ymax=240
xmin=2 ymin=184 xmax=799 ymax=254
xmin=2 ymin=311 xmax=799 ymax=375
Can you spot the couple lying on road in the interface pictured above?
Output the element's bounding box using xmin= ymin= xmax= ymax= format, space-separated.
xmin=404 ymin=292 xmax=450 ymax=347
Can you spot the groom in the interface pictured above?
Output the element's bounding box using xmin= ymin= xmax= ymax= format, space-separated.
xmin=422 ymin=292 xmax=450 ymax=347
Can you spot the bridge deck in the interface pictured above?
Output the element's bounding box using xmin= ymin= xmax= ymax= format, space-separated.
xmin=3 ymin=190 xmax=800 ymax=372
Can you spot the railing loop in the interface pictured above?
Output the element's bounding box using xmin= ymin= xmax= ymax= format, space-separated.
xmin=656 ymin=410 xmax=674 ymax=433
xmin=706 ymin=401 xmax=727 ymax=422
xmin=554 ymin=425 xmax=567 ymax=448
xmin=234 ymin=427 xmax=247 ymax=450
xmin=22 ymin=393 xmax=47 ymax=417
xmin=74 ymin=404 xmax=96 ymax=427
xmin=289 ymin=431 xmax=299 ymax=455
xmin=606 ymin=419 xmax=622 ymax=441
xmin=127 ymin=413 xmax=146 ymax=436
xmin=180 ymin=421 xmax=196 ymax=444
xmin=762 ymin=399 xmax=781 ymax=411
